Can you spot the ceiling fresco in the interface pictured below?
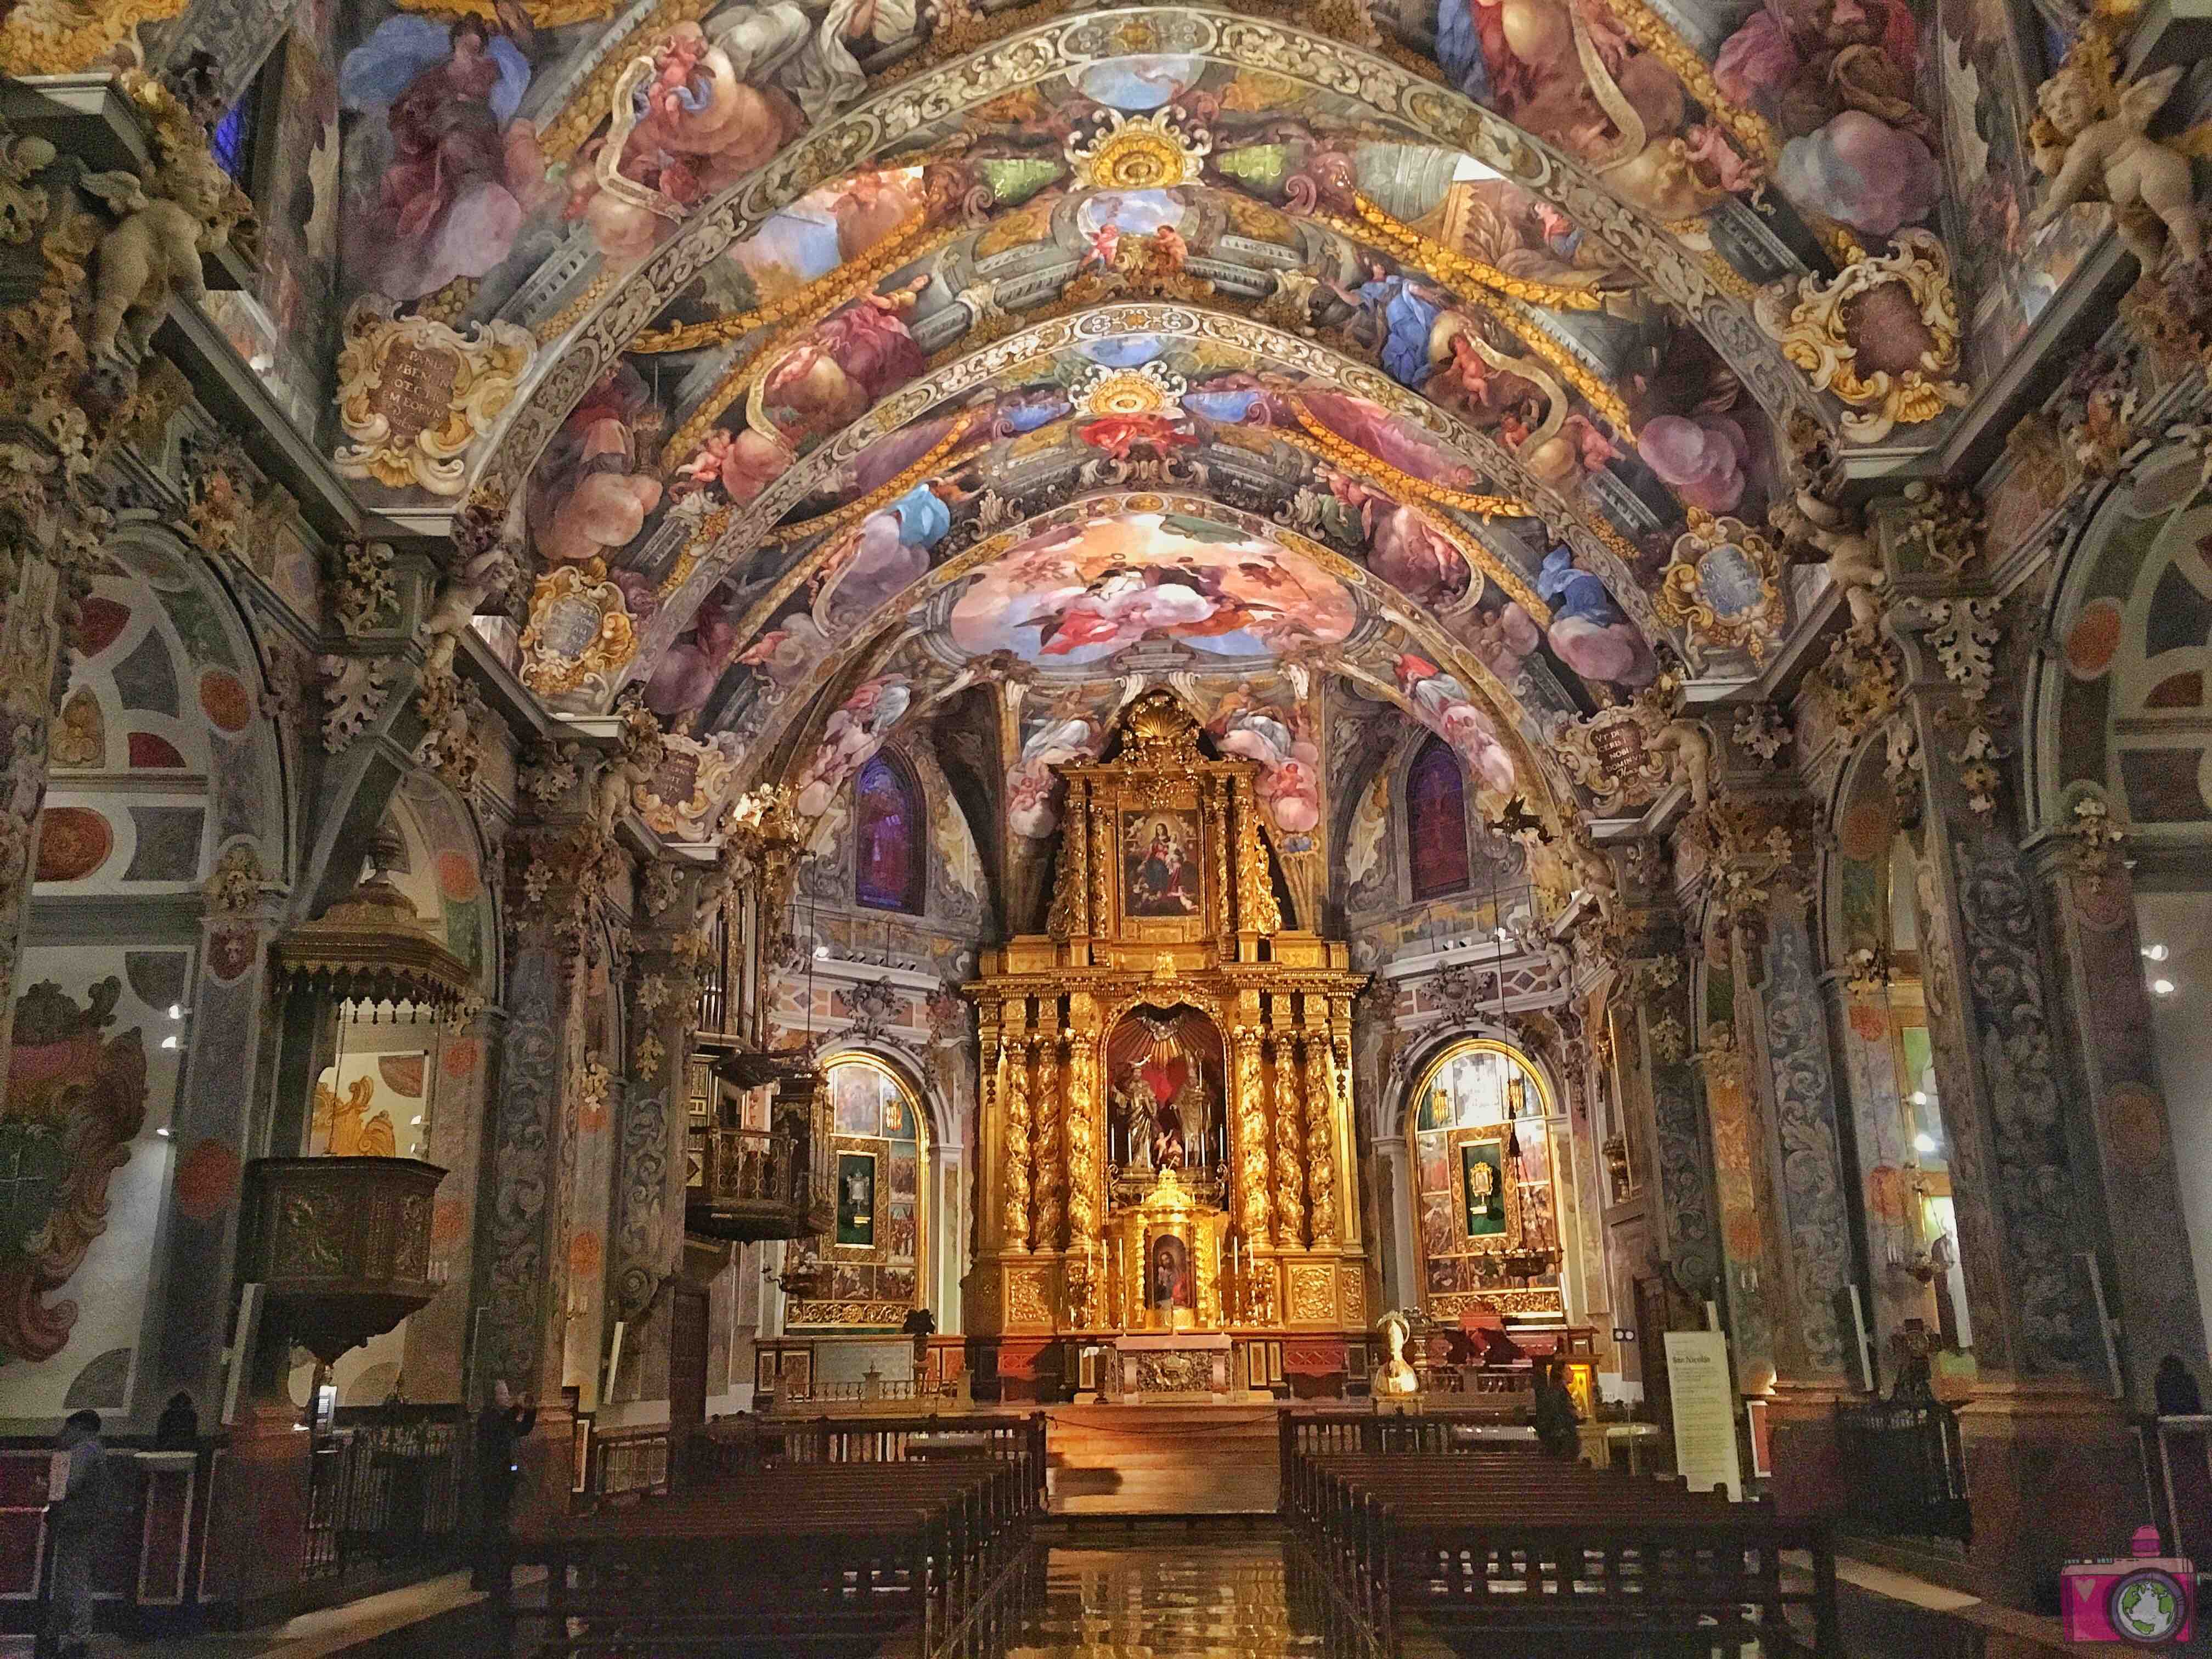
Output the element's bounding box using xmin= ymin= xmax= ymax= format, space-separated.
xmin=292 ymin=0 xmax=2018 ymax=827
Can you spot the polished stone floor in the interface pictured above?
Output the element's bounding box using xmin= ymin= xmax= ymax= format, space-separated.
xmin=997 ymin=1541 xmax=1327 ymax=1659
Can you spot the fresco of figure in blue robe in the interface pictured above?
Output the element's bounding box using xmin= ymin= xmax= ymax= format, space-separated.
xmin=1537 ymin=544 xmax=1657 ymax=687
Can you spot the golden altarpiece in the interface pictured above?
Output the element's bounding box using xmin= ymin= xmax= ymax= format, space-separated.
xmin=965 ymin=692 xmax=1369 ymax=1393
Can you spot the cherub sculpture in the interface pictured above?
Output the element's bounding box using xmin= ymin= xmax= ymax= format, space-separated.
xmin=2029 ymin=59 xmax=2203 ymax=272
xmin=81 ymin=142 xmax=238 ymax=360
xmin=1770 ymin=488 xmax=1884 ymax=637
xmin=421 ymin=543 xmax=519 ymax=676
xmin=1649 ymin=717 xmax=1714 ymax=812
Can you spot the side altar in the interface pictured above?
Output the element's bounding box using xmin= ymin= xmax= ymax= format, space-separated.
xmin=963 ymin=691 xmax=1370 ymax=1400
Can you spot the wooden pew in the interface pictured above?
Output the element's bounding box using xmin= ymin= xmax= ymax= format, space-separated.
xmin=1282 ymin=1436 xmax=1838 ymax=1656
xmin=506 ymin=1457 xmax=1033 ymax=1657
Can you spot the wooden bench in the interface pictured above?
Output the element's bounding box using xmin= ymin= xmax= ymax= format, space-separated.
xmin=1283 ymin=1440 xmax=1838 ymax=1657
xmin=506 ymin=1457 xmax=1035 ymax=1657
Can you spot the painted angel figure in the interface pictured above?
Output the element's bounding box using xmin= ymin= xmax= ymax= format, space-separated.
xmin=340 ymin=8 xmax=542 ymax=302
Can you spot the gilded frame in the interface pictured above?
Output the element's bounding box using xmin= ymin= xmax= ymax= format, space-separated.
xmin=1444 ymin=1126 xmax=1524 ymax=1256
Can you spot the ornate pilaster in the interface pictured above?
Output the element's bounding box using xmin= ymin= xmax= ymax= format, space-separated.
xmin=1303 ymin=998 xmax=1338 ymax=1245
xmin=1207 ymin=776 xmax=1233 ymax=961
xmin=1888 ymin=585 xmax=2132 ymax=1605
xmin=1232 ymin=776 xmax=1280 ymax=946
xmin=1065 ymin=990 xmax=1100 ymax=1243
xmin=1001 ymin=1002 xmax=1033 ymax=1252
xmin=1270 ymin=1015 xmax=1305 ymax=1246
xmin=1329 ymin=993 xmax=1359 ymax=1248
xmin=1622 ymin=952 xmax=1722 ymax=1302
xmin=978 ymin=1000 xmax=1005 ymax=1245
xmin=1232 ymin=1013 xmax=1271 ymax=1246
xmin=1089 ymin=797 xmax=1114 ymax=944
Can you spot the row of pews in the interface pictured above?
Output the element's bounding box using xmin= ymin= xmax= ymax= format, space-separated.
xmin=504 ymin=1415 xmax=1047 ymax=1658
xmin=1281 ymin=1410 xmax=1839 ymax=1657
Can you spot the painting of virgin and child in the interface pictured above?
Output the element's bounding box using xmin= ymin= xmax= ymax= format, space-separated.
xmin=1123 ymin=812 xmax=1199 ymax=917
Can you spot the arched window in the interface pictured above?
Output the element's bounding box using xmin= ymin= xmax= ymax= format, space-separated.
xmin=854 ymin=752 xmax=925 ymax=914
xmin=1407 ymin=736 xmax=1471 ymax=900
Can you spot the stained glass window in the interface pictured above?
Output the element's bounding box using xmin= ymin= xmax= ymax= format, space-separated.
xmin=854 ymin=752 xmax=924 ymax=914
xmin=1407 ymin=736 xmax=1471 ymax=900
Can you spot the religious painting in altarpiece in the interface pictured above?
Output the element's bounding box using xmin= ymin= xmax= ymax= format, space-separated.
xmin=783 ymin=1057 xmax=927 ymax=1331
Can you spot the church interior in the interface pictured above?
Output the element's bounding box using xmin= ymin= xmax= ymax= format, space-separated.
xmin=4 ymin=0 xmax=2212 ymax=1650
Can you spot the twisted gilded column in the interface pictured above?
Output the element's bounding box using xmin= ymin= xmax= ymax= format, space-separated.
xmin=1049 ymin=781 xmax=1090 ymax=939
xmin=1304 ymin=999 xmax=1338 ymax=1244
xmin=1233 ymin=1021 xmax=1272 ymax=1246
xmin=1032 ymin=1023 xmax=1066 ymax=1251
xmin=1208 ymin=777 xmax=1234 ymax=960
xmin=1089 ymin=796 xmax=1114 ymax=938
xmin=1271 ymin=1014 xmax=1306 ymax=1246
xmin=1002 ymin=1003 xmax=1032 ymax=1252
xmin=1065 ymin=991 xmax=1100 ymax=1243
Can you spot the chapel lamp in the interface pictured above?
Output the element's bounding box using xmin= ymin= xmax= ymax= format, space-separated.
xmin=241 ymin=835 xmax=469 ymax=1387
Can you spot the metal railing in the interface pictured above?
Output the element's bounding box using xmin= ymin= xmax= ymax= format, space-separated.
xmin=1832 ymin=1391 xmax=1971 ymax=1544
xmin=302 ymin=1407 xmax=468 ymax=1582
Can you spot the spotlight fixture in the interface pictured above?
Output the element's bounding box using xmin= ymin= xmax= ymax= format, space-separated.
xmin=1910 ymin=1091 xmax=1928 ymax=1107
xmin=2143 ymin=944 xmax=2170 ymax=962
xmin=2152 ymin=978 xmax=2177 ymax=997
xmin=1913 ymin=1132 xmax=1937 ymax=1154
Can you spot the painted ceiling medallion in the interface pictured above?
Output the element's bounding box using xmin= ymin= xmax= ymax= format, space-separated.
xmin=1065 ymin=110 xmax=1211 ymax=192
xmin=1074 ymin=361 xmax=1187 ymax=421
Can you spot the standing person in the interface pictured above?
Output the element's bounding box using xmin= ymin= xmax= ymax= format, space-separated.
xmin=47 ymin=1409 xmax=108 ymax=1659
xmin=154 ymin=1392 xmax=198 ymax=1451
xmin=1533 ymin=1359 xmax=1582 ymax=1460
xmin=472 ymin=1380 xmax=535 ymax=1600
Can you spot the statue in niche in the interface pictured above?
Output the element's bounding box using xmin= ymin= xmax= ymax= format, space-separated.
xmin=1115 ymin=1075 xmax=1159 ymax=1173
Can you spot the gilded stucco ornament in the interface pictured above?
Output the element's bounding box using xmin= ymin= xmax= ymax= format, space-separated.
xmin=1754 ymin=231 xmax=1970 ymax=443
xmin=634 ymin=731 xmax=745 ymax=842
xmin=518 ymin=561 xmax=638 ymax=701
xmin=1065 ymin=108 xmax=1211 ymax=191
xmin=1073 ymin=360 xmax=1185 ymax=421
xmin=1654 ymin=515 xmax=1788 ymax=665
xmin=1548 ymin=696 xmax=1672 ymax=815
xmin=2060 ymin=791 xmax=2130 ymax=891
xmin=334 ymin=298 xmax=534 ymax=497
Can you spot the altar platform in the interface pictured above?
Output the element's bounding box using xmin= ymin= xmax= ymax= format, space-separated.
xmin=1043 ymin=1403 xmax=1282 ymax=1517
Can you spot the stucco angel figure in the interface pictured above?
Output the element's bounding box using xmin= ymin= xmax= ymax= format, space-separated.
xmin=1770 ymin=488 xmax=1883 ymax=636
xmin=2029 ymin=59 xmax=2203 ymax=272
xmin=422 ymin=543 xmax=519 ymax=675
xmin=81 ymin=148 xmax=238 ymax=359
xmin=1649 ymin=716 xmax=1714 ymax=811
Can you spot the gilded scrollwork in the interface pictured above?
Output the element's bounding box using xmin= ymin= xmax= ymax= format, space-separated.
xmin=1655 ymin=517 xmax=1789 ymax=665
xmin=1754 ymin=232 xmax=1971 ymax=444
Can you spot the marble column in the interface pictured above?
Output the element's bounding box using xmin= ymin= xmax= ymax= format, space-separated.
xmin=2028 ymin=843 xmax=2205 ymax=1408
xmin=0 ymin=545 xmax=68 ymax=1080
xmin=606 ymin=871 xmax=719 ymax=1415
xmin=400 ymin=1007 xmax=500 ymax=1403
xmin=476 ymin=822 xmax=607 ymax=1522
xmin=1891 ymin=601 xmax=2132 ymax=1605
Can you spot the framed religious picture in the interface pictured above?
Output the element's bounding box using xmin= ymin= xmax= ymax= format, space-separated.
xmin=1121 ymin=810 xmax=1202 ymax=918
xmin=1460 ymin=1141 xmax=1506 ymax=1235
xmin=836 ymin=1149 xmax=880 ymax=1249
xmin=1446 ymin=1127 xmax=1523 ymax=1251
